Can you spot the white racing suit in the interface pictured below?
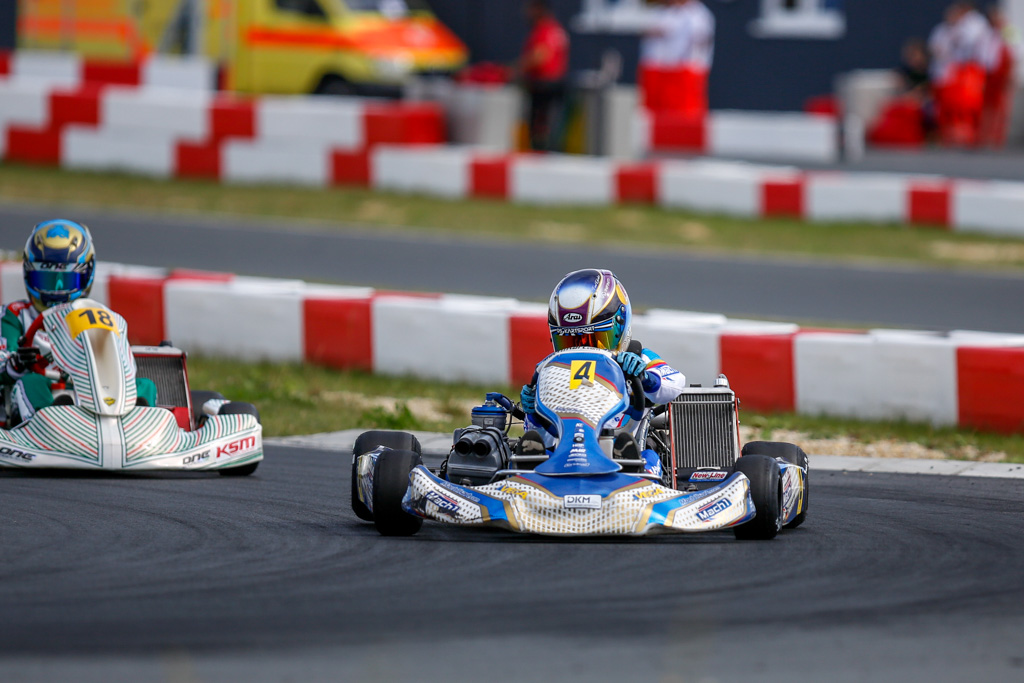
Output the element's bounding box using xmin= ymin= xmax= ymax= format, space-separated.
xmin=0 ymin=301 xmax=57 ymax=424
xmin=525 ymin=347 xmax=686 ymax=476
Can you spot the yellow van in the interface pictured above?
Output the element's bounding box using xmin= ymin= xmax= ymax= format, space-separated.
xmin=18 ymin=0 xmax=468 ymax=95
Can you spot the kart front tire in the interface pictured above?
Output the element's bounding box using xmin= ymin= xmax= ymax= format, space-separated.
xmin=733 ymin=454 xmax=783 ymax=541
xmin=354 ymin=430 xmax=422 ymax=457
xmin=351 ymin=459 xmax=374 ymax=522
xmin=190 ymin=390 xmax=225 ymax=427
xmin=372 ymin=449 xmax=423 ymax=537
xmin=743 ymin=441 xmax=808 ymax=529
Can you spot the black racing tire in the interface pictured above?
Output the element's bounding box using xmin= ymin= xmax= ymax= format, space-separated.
xmin=351 ymin=459 xmax=374 ymax=522
xmin=743 ymin=441 xmax=809 ymax=529
xmin=372 ymin=449 xmax=423 ymax=537
xmin=217 ymin=402 xmax=261 ymax=477
xmin=190 ymin=390 xmax=225 ymax=427
xmin=353 ymin=430 xmax=422 ymax=457
xmin=733 ymin=454 xmax=783 ymax=541
xmin=314 ymin=75 xmax=354 ymax=96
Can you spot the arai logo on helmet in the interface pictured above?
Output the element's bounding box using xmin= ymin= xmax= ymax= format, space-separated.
xmin=563 ymin=312 xmax=584 ymax=324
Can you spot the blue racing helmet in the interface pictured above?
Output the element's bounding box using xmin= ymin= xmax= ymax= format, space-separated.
xmin=547 ymin=269 xmax=632 ymax=353
xmin=23 ymin=219 xmax=96 ymax=312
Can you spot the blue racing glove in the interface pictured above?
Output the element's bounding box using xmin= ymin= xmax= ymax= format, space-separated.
xmin=617 ymin=351 xmax=647 ymax=379
xmin=520 ymin=384 xmax=537 ymax=414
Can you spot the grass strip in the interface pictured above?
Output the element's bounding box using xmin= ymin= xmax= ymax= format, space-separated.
xmin=2 ymin=163 xmax=1024 ymax=271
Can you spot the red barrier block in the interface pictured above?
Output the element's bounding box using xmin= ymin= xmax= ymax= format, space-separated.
xmin=176 ymin=141 xmax=221 ymax=179
xmin=509 ymin=313 xmax=551 ymax=386
xmin=0 ymin=52 xmax=11 ymax=78
xmin=50 ymin=85 xmax=104 ymax=128
xmin=303 ymin=297 xmax=373 ymax=371
xmin=650 ymin=113 xmax=706 ymax=152
xmin=210 ymin=97 xmax=255 ymax=139
xmin=5 ymin=126 xmax=61 ymax=165
xmin=761 ymin=177 xmax=804 ymax=218
xmin=331 ymin=148 xmax=371 ymax=186
xmin=616 ymin=163 xmax=658 ymax=204
xmin=470 ymin=156 xmax=510 ymax=199
xmin=957 ymin=347 xmax=1024 ymax=433
xmin=82 ymin=60 xmax=140 ymax=86
xmin=108 ymin=276 xmax=166 ymax=346
xmin=908 ymin=183 xmax=951 ymax=228
xmin=364 ymin=103 xmax=445 ymax=145
xmin=720 ymin=333 xmax=796 ymax=413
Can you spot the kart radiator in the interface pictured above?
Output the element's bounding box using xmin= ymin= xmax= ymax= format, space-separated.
xmin=668 ymin=388 xmax=740 ymax=469
xmin=134 ymin=354 xmax=189 ymax=408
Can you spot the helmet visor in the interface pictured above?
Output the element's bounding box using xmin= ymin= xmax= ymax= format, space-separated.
xmin=550 ymin=319 xmax=624 ymax=352
xmin=25 ymin=268 xmax=90 ymax=295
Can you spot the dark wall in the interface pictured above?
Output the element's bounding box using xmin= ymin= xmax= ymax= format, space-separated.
xmin=0 ymin=1 xmax=15 ymax=50
xmin=428 ymin=0 xmax=954 ymax=111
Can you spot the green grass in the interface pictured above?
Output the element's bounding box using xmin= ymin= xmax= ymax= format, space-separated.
xmin=188 ymin=356 xmax=1024 ymax=463
xmin=3 ymin=163 xmax=1024 ymax=271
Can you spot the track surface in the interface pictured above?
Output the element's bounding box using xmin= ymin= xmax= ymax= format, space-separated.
xmin=2 ymin=202 xmax=1024 ymax=333
xmin=2 ymin=446 xmax=1022 ymax=682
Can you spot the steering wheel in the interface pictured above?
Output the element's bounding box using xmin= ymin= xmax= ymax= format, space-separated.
xmin=17 ymin=314 xmax=57 ymax=378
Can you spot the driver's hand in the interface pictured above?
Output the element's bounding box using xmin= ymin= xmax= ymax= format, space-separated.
xmin=520 ymin=384 xmax=537 ymax=415
xmin=617 ymin=351 xmax=647 ymax=379
xmin=11 ymin=347 xmax=40 ymax=373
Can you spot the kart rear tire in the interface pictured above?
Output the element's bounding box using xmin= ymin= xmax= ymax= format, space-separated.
xmin=353 ymin=430 xmax=422 ymax=457
xmin=351 ymin=459 xmax=374 ymax=522
xmin=733 ymin=454 xmax=783 ymax=541
xmin=191 ymin=390 xmax=225 ymax=426
xmin=743 ymin=441 xmax=808 ymax=529
xmin=372 ymin=449 xmax=423 ymax=537
xmin=219 ymin=462 xmax=259 ymax=477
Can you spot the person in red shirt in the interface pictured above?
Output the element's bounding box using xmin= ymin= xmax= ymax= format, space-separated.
xmin=519 ymin=0 xmax=569 ymax=151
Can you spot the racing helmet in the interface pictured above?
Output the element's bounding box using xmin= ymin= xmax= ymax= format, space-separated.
xmin=23 ymin=219 xmax=96 ymax=312
xmin=547 ymin=269 xmax=632 ymax=353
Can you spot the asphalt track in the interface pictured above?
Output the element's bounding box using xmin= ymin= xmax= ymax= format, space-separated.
xmin=2 ymin=446 xmax=1023 ymax=682
xmin=1 ymin=201 xmax=1023 ymax=333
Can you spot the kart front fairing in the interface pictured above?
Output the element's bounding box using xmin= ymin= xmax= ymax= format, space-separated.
xmin=0 ymin=299 xmax=261 ymax=472
xmin=357 ymin=348 xmax=757 ymax=536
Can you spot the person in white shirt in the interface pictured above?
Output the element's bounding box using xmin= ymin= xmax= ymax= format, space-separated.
xmin=638 ymin=0 xmax=715 ymax=115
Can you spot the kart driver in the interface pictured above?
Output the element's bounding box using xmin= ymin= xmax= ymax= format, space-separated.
xmin=519 ymin=268 xmax=686 ymax=476
xmin=0 ymin=220 xmax=156 ymax=426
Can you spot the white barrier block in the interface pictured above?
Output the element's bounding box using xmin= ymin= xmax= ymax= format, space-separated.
xmin=372 ymin=297 xmax=512 ymax=384
xmin=709 ymin=111 xmax=839 ymax=163
xmin=952 ymin=182 xmax=1024 ymax=238
xmin=870 ymin=332 xmax=958 ymax=426
xmin=806 ymin=173 xmax=907 ymax=223
xmin=164 ymin=280 xmax=303 ymax=361
xmin=223 ymin=139 xmax=330 ymax=187
xmin=304 ymin=284 xmax=376 ymax=300
xmin=257 ymin=97 xmax=364 ymax=148
xmin=658 ymin=161 xmax=761 ymax=217
xmin=101 ymin=87 xmax=210 ymax=137
xmin=0 ymin=82 xmax=51 ymax=157
xmin=142 ymin=56 xmax=215 ymax=91
xmin=511 ymin=155 xmax=615 ymax=206
xmin=631 ymin=314 xmax=721 ymax=387
xmin=373 ymin=146 xmax=470 ymax=198
xmin=949 ymin=330 xmax=1024 ymax=347
xmin=63 ymin=126 xmax=176 ymax=177
xmin=0 ymin=261 xmax=25 ymax=303
xmin=10 ymin=51 xmax=80 ymax=87
xmin=795 ymin=333 xmax=878 ymax=419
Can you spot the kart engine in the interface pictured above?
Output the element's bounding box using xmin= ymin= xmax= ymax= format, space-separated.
xmin=446 ymin=426 xmax=510 ymax=486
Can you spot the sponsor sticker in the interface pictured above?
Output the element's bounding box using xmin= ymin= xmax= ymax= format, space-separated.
xmin=499 ymin=484 xmax=528 ymax=500
xmin=563 ymin=494 xmax=601 ymax=510
xmin=0 ymin=446 xmax=35 ymax=462
xmin=425 ymin=490 xmax=460 ymax=514
xmin=690 ymin=470 xmax=729 ymax=482
xmin=563 ymin=312 xmax=583 ymax=323
xmin=216 ymin=436 xmax=257 ymax=458
xmin=696 ymin=498 xmax=732 ymax=522
xmin=182 ymin=451 xmax=211 ymax=466
xmin=633 ymin=487 xmax=661 ymax=501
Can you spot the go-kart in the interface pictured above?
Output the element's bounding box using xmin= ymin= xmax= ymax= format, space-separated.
xmin=352 ymin=345 xmax=808 ymax=539
xmin=0 ymin=298 xmax=262 ymax=474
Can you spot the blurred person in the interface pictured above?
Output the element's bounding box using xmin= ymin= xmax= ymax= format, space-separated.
xmin=519 ymin=0 xmax=569 ymax=151
xmin=638 ymin=0 xmax=715 ymax=116
xmin=930 ymin=2 xmax=991 ymax=145
xmin=979 ymin=4 xmax=1017 ymax=146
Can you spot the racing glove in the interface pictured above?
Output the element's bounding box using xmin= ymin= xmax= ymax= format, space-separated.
xmin=617 ymin=351 xmax=647 ymax=379
xmin=6 ymin=347 xmax=40 ymax=377
xmin=520 ymin=384 xmax=537 ymax=415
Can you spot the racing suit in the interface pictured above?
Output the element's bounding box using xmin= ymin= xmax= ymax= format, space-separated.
xmin=525 ymin=345 xmax=686 ymax=476
xmin=1 ymin=300 xmax=157 ymax=425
